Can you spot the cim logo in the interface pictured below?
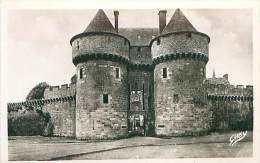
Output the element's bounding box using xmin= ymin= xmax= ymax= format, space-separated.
xmin=229 ymin=131 xmax=247 ymax=146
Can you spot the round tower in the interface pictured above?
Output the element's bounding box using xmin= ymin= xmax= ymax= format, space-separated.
xmin=151 ymin=9 xmax=211 ymax=136
xmin=70 ymin=9 xmax=130 ymax=139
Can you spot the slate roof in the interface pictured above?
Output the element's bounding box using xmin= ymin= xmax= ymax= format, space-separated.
xmin=119 ymin=28 xmax=158 ymax=46
xmin=162 ymin=9 xmax=197 ymax=34
xmin=84 ymin=9 xmax=116 ymax=33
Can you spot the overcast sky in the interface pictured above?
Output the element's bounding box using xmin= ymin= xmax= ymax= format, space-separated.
xmin=6 ymin=9 xmax=252 ymax=102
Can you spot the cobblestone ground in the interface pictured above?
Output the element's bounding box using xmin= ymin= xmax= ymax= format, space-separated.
xmin=8 ymin=131 xmax=253 ymax=161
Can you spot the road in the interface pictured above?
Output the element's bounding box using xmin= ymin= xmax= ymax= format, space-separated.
xmin=8 ymin=131 xmax=253 ymax=160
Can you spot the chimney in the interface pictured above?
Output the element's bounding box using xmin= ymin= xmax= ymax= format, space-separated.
xmin=114 ymin=10 xmax=119 ymax=33
xmin=158 ymin=10 xmax=167 ymax=34
xmin=223 ymin=74 xmax=228 ymax=81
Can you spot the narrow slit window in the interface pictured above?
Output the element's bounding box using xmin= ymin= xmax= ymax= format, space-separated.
xmin=116 ymin=68 xmax=120 ymax=79
xmin=103 ymin=94 xmax=109 ymax=104
xmin=173 ymin=94 xmax=179 ymax=103
xmin=157 ymin=38 xmax=161 ymax=45
xmin=79 ymin=68 xmax=83 ymax=79
xmin=162 ymin=68 xmax=167 ymax=78
xmin=76 ymin=41 xmax=79 ymax=50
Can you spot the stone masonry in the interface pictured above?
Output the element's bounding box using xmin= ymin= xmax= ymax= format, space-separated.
xmin=7 ymin=9 xmax=253 ymax=139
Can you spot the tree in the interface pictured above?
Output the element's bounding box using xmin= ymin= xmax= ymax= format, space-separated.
xmin=26 ymin=82 xmax=50 ymax=101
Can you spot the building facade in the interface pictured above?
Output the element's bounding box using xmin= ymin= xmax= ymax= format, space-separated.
xmin=8 ymin=9 xmax=253 ymax=139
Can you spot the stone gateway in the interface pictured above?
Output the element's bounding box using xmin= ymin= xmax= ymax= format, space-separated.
xmin=8 ymin=9 xmax=253 ymax=139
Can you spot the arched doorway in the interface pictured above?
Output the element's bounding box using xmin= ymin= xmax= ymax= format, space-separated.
xmin=129 ymin=113 xmax=145 ymax=136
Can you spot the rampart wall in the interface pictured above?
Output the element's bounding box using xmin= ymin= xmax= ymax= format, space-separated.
xmin=206 ymin=84 xmax=253 ymax=131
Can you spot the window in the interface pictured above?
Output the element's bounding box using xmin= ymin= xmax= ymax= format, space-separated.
xmin=200 ymin=68 xmax=205 ymax=77
xmin=162 ymin=68 xmax=167 ymax=78
xmin=157 ymin=38 xmax=161 ymax=45
xmin=186 ymin=33 xmax=192 ymax=39
xmin=158 ymin=124 xmax=165 ymax=128
xmin=137 ymin=47 xmax=141 ymax=52
xmin=173 ymin=94 xmax=179 ymax=103
xmin=76 ymin=41 xmax=79 ymax=50
xmin=116 ymin=68 xmax=120 ymax=79
xmin=103 ymin=94 xmax=109 ymax=104
xmin=79 ymin=68 xmax=83 ymax=79
xmin=124 ymin=39 xmax=127 ymax=45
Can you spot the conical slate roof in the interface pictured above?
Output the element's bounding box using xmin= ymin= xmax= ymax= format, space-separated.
xmin=162 ymin=9 xmax=197 ymax=34
xmin=84 ymin=9 xmax=116 ymax=33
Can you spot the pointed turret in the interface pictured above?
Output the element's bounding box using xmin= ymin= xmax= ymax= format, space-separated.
xmin=162 ymin=9 xmax=197 ymax=34
xmin=84 ymin=9 xmax=116 ymax=33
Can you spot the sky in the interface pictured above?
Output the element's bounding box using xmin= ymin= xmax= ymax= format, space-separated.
xmin=6 ymin=9 xmax=253 ymax=102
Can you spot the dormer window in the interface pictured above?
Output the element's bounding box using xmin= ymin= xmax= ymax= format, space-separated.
xmin=137 ymin=35 xmax=141 ymax=40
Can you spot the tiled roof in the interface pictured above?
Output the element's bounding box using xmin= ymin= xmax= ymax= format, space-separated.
xmin=162 ymin=9 xmax=197 ymax=34
xmin=119 ymin=28 xmax=158 ymax=46
xmin=84 ymin=9 xmax=116 ymax=33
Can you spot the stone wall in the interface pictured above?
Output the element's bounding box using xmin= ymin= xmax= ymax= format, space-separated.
xmin=72 ymin=34 xmax=130 ymax=61
xmin=42 ymin=99 xmax=76 ymax=137
xmin=206 ymin=83 xmax=253 ymax=131
xmin=129 ymin=46 xmax=152 ymax=65
xmin=208 ymin=99 xmax=253 ymax=131
xmin=44 ymin=83 xmax=76 ymax=99
xmin=154 ymin=59 xmax=211 ymax=136
xmin=151 ymin=32 xmax=209 ymax=59
xmin=75 ymin=60 xmax=128 ymax=139
xmin=206 ymin=83 xmax=253 ymax=97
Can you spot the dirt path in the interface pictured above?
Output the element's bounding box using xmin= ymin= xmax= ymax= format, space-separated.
xmin=8 ymin=131 xmax=253 ymax=160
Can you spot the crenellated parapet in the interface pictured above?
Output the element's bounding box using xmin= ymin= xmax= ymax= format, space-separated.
xmin=44 ymin=83 xmax=76 ymax=99
xmin=7 ymin=95 xmax=76 ymax=112
xmin=205 ymin=82 xmax=253 ymax=97
xmin=207 ymin=94 xmax=253 ymax=102
xmin=152 ymin=52 xmax=208 ymax=66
